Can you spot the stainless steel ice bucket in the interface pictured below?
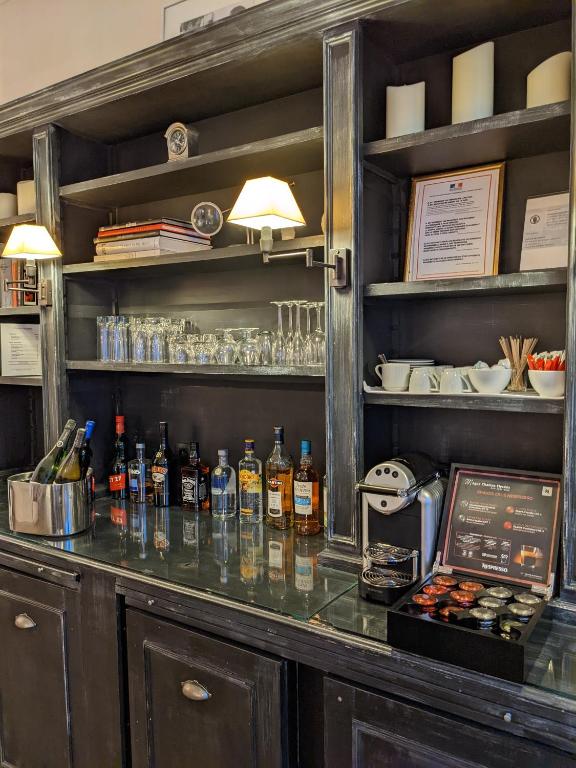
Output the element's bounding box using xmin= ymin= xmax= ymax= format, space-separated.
xmin=8 ymin=471 xmax=94 ymax=536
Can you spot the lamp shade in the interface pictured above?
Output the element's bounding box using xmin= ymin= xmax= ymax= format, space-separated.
xmin=2 ymin=224 xmax=61 ymax=260
xmin=227 ymin=176 xmax=306 ymax=230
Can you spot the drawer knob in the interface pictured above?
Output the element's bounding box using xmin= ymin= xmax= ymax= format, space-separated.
xmin=181 ymin=680 xmax=211 ymax=701
xmin=14 ymin=613 xmax=36 ymax=630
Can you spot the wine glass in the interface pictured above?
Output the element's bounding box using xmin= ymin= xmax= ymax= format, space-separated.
xmin=303 ymin=303 xmax=315 ymax=366
xmin=270 ymin=301 xmax=286 ymax=365
xmin=285 ymin=301 xmax=295 ymax=363
xmin=290 ymin=300 xmax=306 ymax=365
xmin=311 ymin=302 xmax=325 ymax=366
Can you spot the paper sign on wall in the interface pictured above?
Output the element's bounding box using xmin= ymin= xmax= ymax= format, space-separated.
xmin=0 ymin=323 xmax=41 ymax=377
xmin=520 ymin=192 xmax=569 ymax=271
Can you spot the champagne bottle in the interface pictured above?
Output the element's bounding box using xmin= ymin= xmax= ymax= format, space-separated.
xmin=54 ymin=428 xmax=86 ymax=483
xmin=30 ymin=418 xmax=76 ymax=484
xmin=79 ymin=420 xmax=96 ymax=479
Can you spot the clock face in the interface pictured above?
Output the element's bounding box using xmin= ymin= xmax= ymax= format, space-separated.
xmin=169 ymin=128 xmax=187 ymax=155
xmin=191 ymin=202 xmax=223 ymax=236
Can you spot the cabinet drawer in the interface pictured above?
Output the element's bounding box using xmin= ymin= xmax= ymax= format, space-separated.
xmin=0 ymin=569 xmax=72 ymax=768
xmin=324 ymin=678 xmax=575 ymax=768
xmin=127 ymin=608 xmax=289 ymax=768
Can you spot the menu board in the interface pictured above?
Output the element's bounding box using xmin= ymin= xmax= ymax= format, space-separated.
xmin=441 ymin=465 xmax=561 ymax=587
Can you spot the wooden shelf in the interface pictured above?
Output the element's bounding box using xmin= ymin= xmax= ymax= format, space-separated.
xmin=364 ymin=269 xmax=567 ymax=300
xmin=59 ymin=127 xmax=324 ymax=207
xmin=364 ymin=390 xmax=563 ymax=414
xmin=0 ymin=213 xmax=35 ymax=229
xmin=0 ymin=306 xmax=40 ymax=316
xmin=363 ymin=102 xmax=570 ymax=177
xmin=62 ymin=235 xmax=324 ymax=276
xmin=0 ymin=376 xmax=42 ymax=387
xmin=66 ymin=360 xmax=325 ymax=381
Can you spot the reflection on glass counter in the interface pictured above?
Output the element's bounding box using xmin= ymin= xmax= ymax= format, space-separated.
xmin=0 ymin=498 xmax=355 ymax=621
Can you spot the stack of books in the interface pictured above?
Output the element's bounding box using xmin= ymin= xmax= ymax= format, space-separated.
xmin=94 ymin=218 xmax=212 ymax=263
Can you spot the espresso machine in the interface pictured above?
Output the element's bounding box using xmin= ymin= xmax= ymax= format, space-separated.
xmin=357 ymin=453 xmax=445 ymax=604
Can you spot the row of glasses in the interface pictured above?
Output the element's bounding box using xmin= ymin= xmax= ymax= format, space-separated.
xmin=96 ymin=306 xmax=325 ymax=368
xmin=270 ymin=301 xmax=325 ymax=366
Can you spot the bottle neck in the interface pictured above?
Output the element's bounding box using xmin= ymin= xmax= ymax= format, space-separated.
xmin=159 ymin=425 xmax=168 ymax=449
xmin=136 ymin=446 xmax=145 ymax=460
xmin=245 ymin=449 xmax=255 ymax=459
xmin=300 ymin=453 xmax=312 ymax=467
xmin=189 ymin=444 xmax=199 ymax=463
xmin=218 ymin=454 xmax=228 ymax=467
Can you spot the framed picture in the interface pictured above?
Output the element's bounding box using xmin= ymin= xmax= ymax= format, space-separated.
xmin=163 ymin=0 xmax=268 ymax=39
xmin=520 ymin=191 xmax=569 ymax=271
xmin=404 ymin=162 xmax=505 ymax=282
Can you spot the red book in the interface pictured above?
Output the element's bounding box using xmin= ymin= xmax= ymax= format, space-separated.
xmin=97 ymin=223 xmax=208 ymax=239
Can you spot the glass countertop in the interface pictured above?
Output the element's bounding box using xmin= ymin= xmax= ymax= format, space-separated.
xmin=0 ymin=498 xmax=356 ymax=621
xmin=0 ymin=496 xmax=575 ymax=702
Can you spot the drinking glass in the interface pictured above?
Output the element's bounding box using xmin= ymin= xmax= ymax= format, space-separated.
xmin=147 ymin=318 xmax=166 ymax=363
xmin=285 ymin=301 xmax=295 ymax=363
xmin=113 ymin=316 xmax=129 ymax=362
xmin=311 ymin=301 xmax=325 ymax=366
xmin=238 ymin=328 xmax=260 ymax=365
xmin=303 ymin=303 xmax=315 ymax=366
xmin=169 ymin=333 xmax=189 ymax=364
xmin=258 ymin=330 xmax=273 ymax=365
xmin=290 ymin=301 xmax=306 ymax=365
xmin=97 ymin=316 xmax=112 ymax=362
xmin=214 ymin=328 xmax=238 ymax=365
xmin=130 ymin=317 xmax=147 ymax=363
xmin=270 ymin=301 xmax=286 ymax=365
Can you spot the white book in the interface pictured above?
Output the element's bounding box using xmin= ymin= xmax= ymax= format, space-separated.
xmin=0 ymin=259 xmax=11 ymax=307
xmin=93 ymin=245 xmax=211 ymax=263
xmin=95 ymin=235 xmax=209 ymax=255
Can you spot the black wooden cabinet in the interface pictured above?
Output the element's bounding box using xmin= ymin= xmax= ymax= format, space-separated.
xmin=324 ymin=678 xmax=576 ymax=768
xmin=126 ymin=608 xmax=290 ymax=768
xmin=0 ymin=566 xmax=77 ymax=768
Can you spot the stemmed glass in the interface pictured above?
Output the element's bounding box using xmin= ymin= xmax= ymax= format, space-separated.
xmin=284 ymin=301 xmax=295 ymax=363
xmin=270 ymin=301 xmax=286 ymax=365
xmin=311 ymin=302 xmax=325 ymax=366
xmin=290 ymin=300 xmax=306 ymax=365
xmin=303 ymin=303 xmax=315 ymax=366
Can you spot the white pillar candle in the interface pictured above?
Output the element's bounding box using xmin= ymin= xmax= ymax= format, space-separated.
xmin=386 ymin=82 xmax=425 ymax=139
xmin=16 ymin=180 xmax=36 ymax=215
xmin=452 ymin=41 xmax=494 ymax=124
xmin=527 ymin=52 xmax=571 ymax=108
xmin=0 ymin=193 xmax=17 ymax=219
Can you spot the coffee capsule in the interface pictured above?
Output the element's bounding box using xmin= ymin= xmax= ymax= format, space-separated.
xmin=424 ymin=584 xmax=450 ymax=596
xmin=433 ymin=575 xmax=458 ymax=587
xmin=459 ymin=581 xmax=484 ymax=593
xmin=514 ymin=592 xmax=541 ymax=607
xmin=508 ymin=603 xmax=536 ymax=622
xmin=470 ymin=606 xmax=497 ymax=628
xmin=478 ymin=597 xmax=504 ymax=609
xmin=450 ymin=590 xmax=476 ymax=606
xmin=485 ymin=586 xmax=513 ymax=600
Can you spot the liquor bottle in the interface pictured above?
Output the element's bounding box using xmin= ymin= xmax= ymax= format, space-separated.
xmin=293 ymin=440 xmax=321 ymax=536
xmin=152 ymin=421 xmax=173 ymax=507
xmin=154 ymin=508 xmax=170 ymax=556
xmin=79 ymin=420 xmax=96 ymax=479
xmin=239 ymin=520 xmax=263 ymax=588
xmin=238 ymin=439 xmax=263 ymax=522
xmin=212 ymin=517 xmax=236 ymax=584
xmin=294 ymin=535 xmax=317 ymax=593
xmin=175 ymin=443 xmax=189 ymax=505
xmin=211 ymin=449 xmax=237 ymax=519
xmin=265 ymin=426 xmax=294 ymax=529
xmin=54 ymin=428 xmax=86 ymax=483
xmin=130 ymin=504 xmax=148 ymax=561
xmin=109 ymin=415 xmax=128 ymax=499
xmin=128 ymin=442 xmax=153 ymax=503
xmin=30 ymin=418 xmax=76 ymax=483
xmin=181 ymin=442 xmax=210 ymax=512
xmin=267 ymin=528 xmax=293 ymax=603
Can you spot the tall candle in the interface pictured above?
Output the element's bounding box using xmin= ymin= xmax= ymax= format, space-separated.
xmin=16 ymin=180 xmax=35 ymax=216
xmin=452 ymin=41 xmax=494 ymax=124
xmin=386 ymin=82 xmax=425 ymax=139
xmin=527 ymin=52 xmax=571 ymax=108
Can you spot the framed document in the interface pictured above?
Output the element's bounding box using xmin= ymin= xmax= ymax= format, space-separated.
xmin=404 ymin=163 xmax=505 ymax=281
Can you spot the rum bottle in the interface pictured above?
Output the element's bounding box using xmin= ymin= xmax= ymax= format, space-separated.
xmin=30 ymin=418 xmax=76 ymax=483
xmin=128 ymin=442 xmax=153 ymax=503
xmin=265 ymin=426 xmax=293 ymax=529
xmin=54 ymin=428 xmax=86 ymax=483
xmin=238 ymin=439 xmax=263 ymax=522
xmin=294 ymin=440 xmax=320 ymax=535
xmin=152 ymin=421 xmax=173 ymax=507
xmin=181 ymin=442 xmax=210 ymax=512
xmin=109 ymin=415 xmax=128 ymax=499
xmin=211 ymin=449 xmax=237 ymax=519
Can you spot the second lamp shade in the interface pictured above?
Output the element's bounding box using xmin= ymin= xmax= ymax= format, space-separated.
xmin=452 ymin=41 xmax=494 ymax=124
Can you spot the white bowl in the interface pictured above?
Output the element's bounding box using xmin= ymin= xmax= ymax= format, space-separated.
xmin=528 ymin=369 xmax=565 ymax=398
xmin=469 ymin=367 xmax=511 ymax=394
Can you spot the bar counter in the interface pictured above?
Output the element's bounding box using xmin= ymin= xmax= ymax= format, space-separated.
xmin=0 ymin=496 xmax=574 ymax=708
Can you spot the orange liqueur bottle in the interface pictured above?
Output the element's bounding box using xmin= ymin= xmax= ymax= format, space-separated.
xmin=294 ymin=440 xmax=320 ymax=535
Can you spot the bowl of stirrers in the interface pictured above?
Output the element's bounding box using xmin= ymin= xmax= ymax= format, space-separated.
xmin=528 ymin=351 xmax=565 ymax=398
xmin=498 ymin=336 xmax=538 ymax=392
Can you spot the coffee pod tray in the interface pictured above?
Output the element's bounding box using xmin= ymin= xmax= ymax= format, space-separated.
xmin=387 ymin=463 xmax=562 ymax=683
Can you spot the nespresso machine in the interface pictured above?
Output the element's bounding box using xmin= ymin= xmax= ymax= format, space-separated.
xmin=358 ymin=453 xmax=445 ymax=604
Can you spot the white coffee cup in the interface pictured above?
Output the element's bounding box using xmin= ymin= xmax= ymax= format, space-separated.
xmin=409 ymin=367 xmax=439 ymax=394
xmin=0 ymin=193 xmax=17 ymax=219
xmin=375 ymin=362 xmax=410 ymax=391
xmin=440 ymin=368 xmax=473 ymax=394
xmin=528 ymin=369 xmax=565 ymax=398
xmin=469 ymin=367 xmax=511 ymax=394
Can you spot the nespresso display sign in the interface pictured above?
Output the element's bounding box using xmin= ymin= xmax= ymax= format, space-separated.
xmin=441 ymin=465 xmax=562 ymax=588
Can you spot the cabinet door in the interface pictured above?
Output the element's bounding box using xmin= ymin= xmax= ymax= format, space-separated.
xmin=324 ymin=678 xmax=575 ymax=768
xmin=127 ymin=608 xmax=288 ymax=768
xmin=0 ymin=571 xmax=72 ymax=768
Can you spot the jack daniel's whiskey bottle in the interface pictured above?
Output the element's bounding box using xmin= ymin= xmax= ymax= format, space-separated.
xmin=152 ymin=422 xmax=173 ymax=507
xmin=181 ymin=442 xmax=210 ymax=512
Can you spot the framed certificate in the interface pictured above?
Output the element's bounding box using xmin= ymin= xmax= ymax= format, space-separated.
xmin=404 ymin=163 xmax=505 ymax=281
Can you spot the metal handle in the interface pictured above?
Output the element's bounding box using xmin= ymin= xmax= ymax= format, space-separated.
xmin=306 ymin=247 xmax=349 ymax=288
xmin=181 ymin=680 xmax=211 ymax=701
xmin=355 ymin=472 xmax=440 ymax=498
xmin=14 ymin=613 xmax=36 ymax=630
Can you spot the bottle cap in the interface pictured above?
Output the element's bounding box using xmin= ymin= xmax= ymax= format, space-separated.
xmin=136 ymin=442 xmax=145 ymax=450
xmin=244 ymin=439 xmax=255 ymax=451
xmin=218 ymin=449 xmax=228 ymax=458
xmin=273 ymin=426 xmax=284 ymax=440
xmin=85 ymin=420 xmax=96 ymax=439
xmin=301 ymin=439 xmax=311 ymax=455
xmin=189 ymin=441 xmax=199 ymax=452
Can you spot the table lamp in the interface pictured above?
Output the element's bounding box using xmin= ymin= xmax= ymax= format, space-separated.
xmin=2 ymin=224 xmax=62 ymax=306
xmin=227 ymin=176 xmax=306 ymax=258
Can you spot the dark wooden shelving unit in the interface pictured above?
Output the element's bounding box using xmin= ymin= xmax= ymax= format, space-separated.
xmin=363 ymin=390 xmax=563 ymax=414
xmin=67 ymin=360 xmax=325 ymax=381
xmin=364 ymin=268 xmax=567 ymax=299
xmin=0 ymin=212 xmax=35 ymax=229
xmin=0 ymin=376 xmax=42 ymax=387
xmin=0 ymin=306 xmax=40 ymax=316
xmin=60 ymin=126 xmax=323 ymax=207
xmin=363 ymin=102 xmax=569 ymax=176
